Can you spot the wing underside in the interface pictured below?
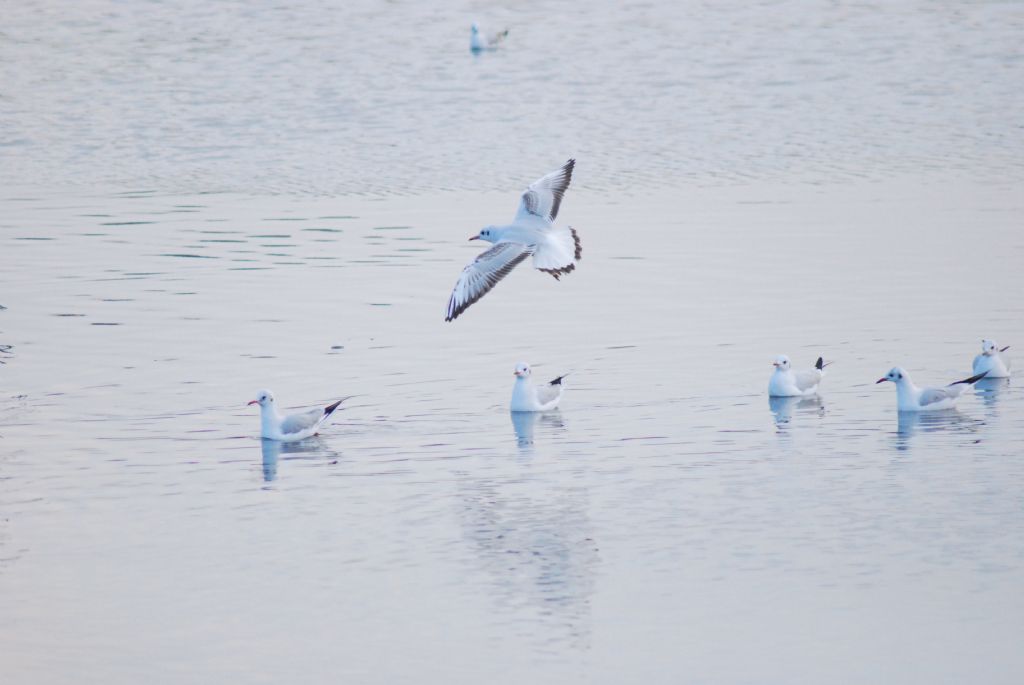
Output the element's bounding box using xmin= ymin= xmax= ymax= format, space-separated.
xmin=446 ymin=241 xmax=533 ymax=321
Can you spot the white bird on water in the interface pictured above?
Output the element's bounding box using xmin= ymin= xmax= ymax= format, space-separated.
xmin=511 ymin=362 xmax=567 ymax=412
xmin=445 ymin=159 xmax=582 ymax=322
xmin=248 ymin=390 xmax=349 ymax=441
xmin=768 ymin=355 xmax=829 ymax=397
xmin=972 ymin=339 xmax=1011 ymax=378
xmin=876 ymin=368 xmax=987 ymax=411
xmin=470 ymin=22 xmax=508 ymax=51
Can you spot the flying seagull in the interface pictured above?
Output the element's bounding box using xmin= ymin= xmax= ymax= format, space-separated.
xmin=445 ymin=159 xmax=581 ymax=322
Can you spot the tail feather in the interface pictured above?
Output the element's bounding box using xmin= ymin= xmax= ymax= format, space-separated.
xmin=815 ymin=357 xmax=824 ymax=370
xmin=951 ymin=371 xmax=988 ymax=386
xmin=533 ymin=225 xmax=582 ymax=280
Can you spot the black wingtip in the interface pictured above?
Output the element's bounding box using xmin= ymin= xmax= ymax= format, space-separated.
xmin=323 ymin=397 xmax=352 ymax=417
xmin=549 ymin=373 xmax=569 ymax=386
xmin=952 ymin=371 xmax=988 ymax=386
xmin=1000 ymin=345 xmax=1010 ymax=352
xmin=815 ymin=357 xmax=824 ymax=370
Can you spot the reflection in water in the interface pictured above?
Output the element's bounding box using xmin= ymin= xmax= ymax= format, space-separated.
xmin=974 ymin=377 xmax=1010 ymax=407
xmin=457 ymin=479 xmax=598 ymax=651
xmin=769 ymin=395 xmax=824 ymax=428
xmin=511 ymin=411 xmax=539 ymax=447
xmin=510 ymin=411 xmax=566 ymax=449
xmin=893 ymin=410 xmax=983 ymax=451
xmin=259 ymin=437 xmax=333 ymax=482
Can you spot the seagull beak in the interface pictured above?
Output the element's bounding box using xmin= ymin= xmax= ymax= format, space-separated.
xmin=876 ymin=378 xmax=888 ymax=384
xmin=468 ymin=235 xmax=480 ymax=241
xmin=772 ymin=362 xmax=779 ymax=367
xmin=247 ymin=400 xmax=258 ymax=405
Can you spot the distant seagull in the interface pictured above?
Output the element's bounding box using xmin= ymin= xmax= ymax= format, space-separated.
xmin=972 ymin=339 xmax=1011 ymax=378
xmin=470 ymin=22 xmax=508 ymax=51
xmin=511 ymin=362 xmax=567 ymax=412
xmin=768 ymin=355 xmax=828 ymax=397
xmin=876 ymin=368 xmax=987 ymax=411
xmin=248 ymin=389 xmax=349 ymax=441
xmin=445 ymin=159 xmax=581 ymax=321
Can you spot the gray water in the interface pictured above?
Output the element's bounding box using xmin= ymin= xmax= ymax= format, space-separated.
xmin=2 ymin=2 xmax=1024 ymax=684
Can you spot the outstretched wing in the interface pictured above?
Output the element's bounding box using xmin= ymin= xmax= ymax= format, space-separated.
xmin=514 ymin=159 xmax=575 ymax=224
xmin=280 ymin=407 xmax=324 ymax=435
xmin=446 ymin=242 xmax=533 ymax=321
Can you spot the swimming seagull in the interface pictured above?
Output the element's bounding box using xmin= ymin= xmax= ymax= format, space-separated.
xmin=876 ymin=368 xmax=987 ymax=411
xmin=972 ymin=339 xmax=1011 ymax=378
xmin=768 ymin=355 xmax=829 ymax=397
xmin=248 ymin=389 xmax=350 ymax=441
xmin=470 ymin=22 xmax=509 ymax=51
xmin=510 ymin=362 xmax=567 ymax=412
xmin=445 ymin=159 xmax=581 ymax=321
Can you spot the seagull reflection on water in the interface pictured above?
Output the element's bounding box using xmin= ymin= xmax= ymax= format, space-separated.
xmin=768 ymin=395 xmax=824 ymax=428
xmin=511 ymin=411 xmax=540 ymax=447
xmin=456 ymin=479 xmax=598 ymax=650
xmin=510 ymin=410 xmax=566 ymax=448
xmin=893 ymin=409 xmax=984 ymax=451
xmin=259 ymin=436 xmax=335 ymax=482
xmin=974 ymin=377 xmax=1010 ymax=408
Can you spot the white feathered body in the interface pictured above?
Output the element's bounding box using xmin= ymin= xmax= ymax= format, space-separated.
xmin=973 ymin=350 xmax=1011 ymax=378
xmin=491 ymin=222 xmax=579 ymax=275
xmin=470 ymin=24 xmax=508 ymax=51
xmin=768 ymin=367 xmax=824 ymax=398
xmin=511 ymin=375 xmax=565 ymax=412
xmin=259 ymin=406 xmax=322 ymax=441
xmin=893 ymin=379 xmax=966 ymax=412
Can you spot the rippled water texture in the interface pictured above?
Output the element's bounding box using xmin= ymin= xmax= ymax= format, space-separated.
xmin=2 ymin=2 xmax=1023 ymax=684
xmin=3 ymin=1 xmax=1023 ymax=195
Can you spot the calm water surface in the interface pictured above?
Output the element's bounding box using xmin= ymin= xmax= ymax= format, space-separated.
xmin=2 ymin=2 xmax=1023 ymax=684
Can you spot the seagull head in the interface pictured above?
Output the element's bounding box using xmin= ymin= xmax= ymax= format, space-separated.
xmin=471 ymin=22 xmax=480 ymax=34
xmin=981 ymin=338 xmax=998 ymax=356
xmin=470 ymin=225 xmax=499 ymax=243
xmin=771 ymin=355 xmax=791 ymax=371
xmin=513 ymin=362 xmax=531 ymax=379
xmin=248 ymin=389 xmax=275 ymax=407
xmin=877 ymin=367 xmax=908 ymax=385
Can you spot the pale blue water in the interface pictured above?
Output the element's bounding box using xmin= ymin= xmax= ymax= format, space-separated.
xmin=2 ymin=2 xmax=1024 ymax=684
